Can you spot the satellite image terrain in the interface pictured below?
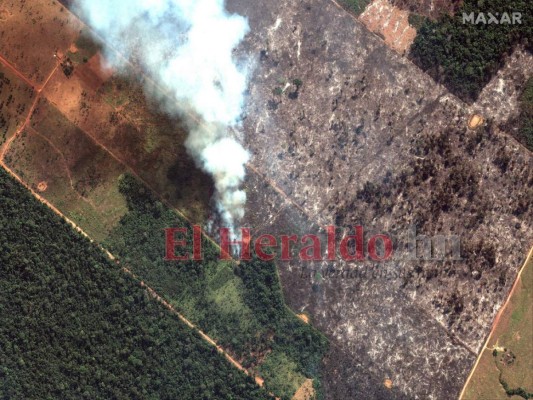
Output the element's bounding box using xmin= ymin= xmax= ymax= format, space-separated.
xmin=0 ymin=0 xmax=531 ymax=399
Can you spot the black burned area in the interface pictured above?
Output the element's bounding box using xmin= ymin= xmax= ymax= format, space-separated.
xmin=334 ymin=120 xmax=531 ymax=335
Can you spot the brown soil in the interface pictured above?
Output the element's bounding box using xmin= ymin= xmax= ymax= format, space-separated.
xmin=37 ymin=181 xmax=48 ymax=192
xmin=68 ymin=43 xmax=78 ymax=53
xmin=468 ymin=114 xmax=484 ymax=130
xmin=359 ymin=0 xmax=417 ymax=54
xmin=0 ymin=9 xmax=11 ymax=21
xmin=297 ymin=313 xmax=310 ymax=324
xmin=292 ymin=379 xmax=314 ymax=400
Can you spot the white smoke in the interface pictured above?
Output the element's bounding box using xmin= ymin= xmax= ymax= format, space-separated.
xmin=75 ymin=0 xmax=251 ymax=230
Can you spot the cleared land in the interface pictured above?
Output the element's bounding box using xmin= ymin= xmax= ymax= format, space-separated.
xmin=228 ymin=0 xmax=532 ymax=397
xmin=5 ymin=98 xmax=128 ymax=241
xmin=0 ymin=0 xmax=82 ymax=85
xmin=0 ymin=64 xmax=35 ymax=147
xmin=359 ymin=0 xmax=417 ymax=54
xmin=42 ymin=50 xmax=213 ymax=223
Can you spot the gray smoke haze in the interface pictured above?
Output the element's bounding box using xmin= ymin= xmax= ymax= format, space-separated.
xmin=76 ymin=0 xmax=251 ymax=230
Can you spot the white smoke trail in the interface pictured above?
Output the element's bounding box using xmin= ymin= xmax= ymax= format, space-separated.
xmin=75 ymin=0 xmax=250 ymax=231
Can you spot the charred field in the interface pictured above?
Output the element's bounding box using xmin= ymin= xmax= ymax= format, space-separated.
xmin=0 ymin=0 xmax=531 ymax=399
xmin=230 ymin=0 xmax=532 ymax=398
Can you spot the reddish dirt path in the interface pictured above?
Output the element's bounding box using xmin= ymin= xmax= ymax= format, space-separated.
xmin=459 ymin=245 xmax=533 ymax=399
xmin=0 ymin=53 xmax=36 ymax=89
xmin=128 ymin=266 xmax=263 ymax=385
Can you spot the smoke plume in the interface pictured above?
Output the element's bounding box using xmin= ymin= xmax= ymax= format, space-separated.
xmin=75 ymin=0 xmax=251 ymax=231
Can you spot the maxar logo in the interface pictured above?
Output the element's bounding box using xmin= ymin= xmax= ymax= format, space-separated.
xmin=462 ymin=12 xmax=522 ymax=25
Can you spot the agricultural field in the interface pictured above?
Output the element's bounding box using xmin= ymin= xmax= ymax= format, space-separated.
xmin=0 ymin=64 xmax=35 ymax=147
xmin=0 ymin=0 xmax=81 ymax=85
xmin=4 ymin=98 xmax=128 ymax=241
xmin=462 ymin=253 xmax=533 ymax=400
xmin=42 ymin=44 xmax=213 ymax=223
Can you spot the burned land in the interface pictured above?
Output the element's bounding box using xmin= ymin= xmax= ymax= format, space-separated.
xmin=228 ymin=0 xmax=532 ymax=398
xmin=0 ymin=0 xmax=531 ymax=399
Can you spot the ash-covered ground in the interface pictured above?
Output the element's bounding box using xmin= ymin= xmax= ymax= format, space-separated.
xmin=229 ymin=0 xmax=532 ymax=398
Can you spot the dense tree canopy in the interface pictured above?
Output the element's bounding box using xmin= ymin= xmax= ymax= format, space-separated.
xmin=410 ymin=0 xmax=532 ymax=102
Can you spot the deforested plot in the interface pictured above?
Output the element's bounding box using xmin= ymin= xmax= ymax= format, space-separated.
xmin=4 ymin=98 xmax=129 ymax=242
xmin=0 ymin=0 xmax=81 ymax=85
xmin=0 ymin=64 xmax=35 ymax=146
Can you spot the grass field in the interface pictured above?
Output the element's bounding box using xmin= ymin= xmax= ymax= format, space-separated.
xmin=462 ymin=252 xmax=533 ymax=399
xmin=4 ymin=98 xmax=128 ymax=242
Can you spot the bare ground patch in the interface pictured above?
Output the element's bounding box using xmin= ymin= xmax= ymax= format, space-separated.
xmin=359 ymin=0 xmax=417 ymax=54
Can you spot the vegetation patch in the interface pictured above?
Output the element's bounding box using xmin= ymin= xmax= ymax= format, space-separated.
xmin=407 ymin=13 xmax=427 ymax=30
xmin=104 ymin=174 xmax=329 ymax=399
xmin=410 ymin=0 xmax=532 ymax=102
xmin=259 ymin=351 xmax=307 ymax=399
xmin=337 ymin=0 xmax=372 ymax=16
xmin=68 ymin=27 xmax=102 ymax=65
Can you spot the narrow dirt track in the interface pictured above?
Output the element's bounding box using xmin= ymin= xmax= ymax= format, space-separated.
xmin=0 ymin=57 xmax=59 ymax=159
xmin=0 ymin=53 xmax=36 ymax=89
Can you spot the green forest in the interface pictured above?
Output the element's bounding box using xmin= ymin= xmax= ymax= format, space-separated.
xmin=0 ymin=167 xmax=270 ymax=400
xmin=410 ymin=0 xmax=532 ymax=102
xmin=105 ymin=174 xmax=329 ymax=400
